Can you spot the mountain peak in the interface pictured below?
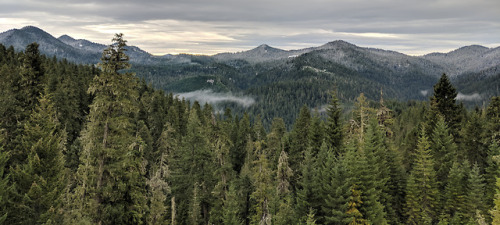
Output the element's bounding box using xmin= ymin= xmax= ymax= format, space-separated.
xmin=58 ymin=34 xmax=76 ymax=42
xmin=248 ymin=44 xmax=284 ymax=54
xmin=20 ymin=26 xmax=46 ymax=34
xmin=319 ymin=40 xmax=356 ymax=50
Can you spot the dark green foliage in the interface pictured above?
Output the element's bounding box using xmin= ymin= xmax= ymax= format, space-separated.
xmin=428 ymin=73 xmax=462 ymax=136
xmin=2 ymin=39 xmax=500 ymax=225
xmin=405 ymin=127 xmax=438 ymax=224
xmin=70 ymin=34 xmax=148 ymax=225
xmin=325 ymin=90 xmax=344 ymax=155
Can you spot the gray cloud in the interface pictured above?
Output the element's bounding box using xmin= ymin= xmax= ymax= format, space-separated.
xmin=176 ymin=90 xmax=255 ymax=107
xmin=1 ymin=0 xmax=499 ymax=55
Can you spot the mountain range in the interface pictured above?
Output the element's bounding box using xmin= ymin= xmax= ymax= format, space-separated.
xmin=1 ymin=26 xmax=499 ymax=126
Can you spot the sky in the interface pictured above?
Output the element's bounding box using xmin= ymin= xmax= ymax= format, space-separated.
xmin=1 ymin=0 xmax=499 ymax=56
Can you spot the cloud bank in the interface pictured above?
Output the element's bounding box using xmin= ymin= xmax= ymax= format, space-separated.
xmin=176 ymin=90 xmax=255 ymax=107
xmin=456 ymin=92 xmax=482 ymax=101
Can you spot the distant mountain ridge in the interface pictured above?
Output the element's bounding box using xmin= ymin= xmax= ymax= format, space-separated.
xmin=1 ymin=26 xmax=499 ymax=77
xmin=0 ymin=26 xmax=161 ymax=64
xmin=2 ymin=26 xmax=500 ymax=126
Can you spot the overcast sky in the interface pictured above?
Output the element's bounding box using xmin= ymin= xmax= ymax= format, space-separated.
xmin=1 ymin=0 xmax=499 ymax=55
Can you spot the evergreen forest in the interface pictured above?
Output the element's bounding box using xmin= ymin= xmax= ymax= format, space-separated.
xmin=2 ymin=34 xmax=500 ymax=225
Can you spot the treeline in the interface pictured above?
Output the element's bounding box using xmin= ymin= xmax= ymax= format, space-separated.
xmin=1 ymin=34 xmax=500 ymax=225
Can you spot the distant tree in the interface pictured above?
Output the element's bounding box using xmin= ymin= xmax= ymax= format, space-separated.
xmin=427 ymin=74 xmax=462 ymax=136
xmin=325 ymin=90 xmax=344 ymax=155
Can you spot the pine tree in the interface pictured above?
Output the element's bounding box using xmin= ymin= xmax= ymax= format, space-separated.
xmin=309 ymin=111 xmax=324 ymax=157
xmin=71 ymin=34 xmax=148 ymax=225
xmin=345 ymin=184 xmax=369 ymax=225
xmin=147 ymin=151 xmax=170 ymax=225
xmin=295 ymin=145 xmax=319 ymax=223
xmin=267 ymin=117 xmax=286 ymax=170
xmin=325 ymin=90 xmax=344 ymax=155
xmin=289 ymin=105 xmax=311 ymax=177
xmin=274 ymin=150 xmax=294 ymax=225
xmin=440 ymin=161 xmax=467 ymax=222
xmin=491 ymin=178 xmax=500 ymax=224
xmin=305 ymin=208 xmax=317 ymax=225
xmin=10 ymin=93 xmax=67 ymax=224
xmin=405 ymin=127 xmax=438 ymax=225
xmin=250 ymin=141 xmax=274 ymax=225
xmin=427 ymin=73 xmax=461 ymax=136
xmin=170 ymin=109 xmax=215 ymax=224
xmin=465 ymin=163 xmax=486 ymax=221
xmin=485 ymin=141 xmax=500 ymax=210
xmin=0 ymin=134 xmax=10 ymax=224
xmin=486 ymin=96 xmax=500 ymax=141
xmin=222 ymin=182 xmax=243 ymax=225
xmin=430 ymin=116 xmax=457 ymax=190
xmin=320 ymin=142 xmax=350 ymax=224
xmin=461 ymin=112 xmax=488 ymax=170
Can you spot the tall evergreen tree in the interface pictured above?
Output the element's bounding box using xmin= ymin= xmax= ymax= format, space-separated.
xmin=9 ymin=93 xmax=67 ymax=224
xmin=71 ymin=34 xmax=148 ymax=225
xmin=250 ymin=141 xmax=274 ymax=225
xmin=427 ymin=73 xmax=461 ymax=136
xmin=0 ymin=134 xmax=10 ymax=224
xmin=325 ymin=90 xmax=344 ymax=155
xmin=405 ymin=127 xmax=438 ymax=225
xmin=430 ymin=116 xmax=457 ymax=190
xmin=288 ymin=105 xmax=311 ymax=176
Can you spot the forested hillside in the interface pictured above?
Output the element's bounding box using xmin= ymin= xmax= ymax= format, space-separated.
xmin=1 ymin=34 xmax=500 ymax=225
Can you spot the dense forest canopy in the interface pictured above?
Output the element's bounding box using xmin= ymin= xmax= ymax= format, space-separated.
xmin=1 ymin=34 xmax=500 ymax=225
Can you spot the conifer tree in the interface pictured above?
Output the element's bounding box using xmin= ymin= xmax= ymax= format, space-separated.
xmin=267 ymin=117 xmax=286 ymax=170
xmin=147 ymin=149 xmax=170 ymax=225
xmin=440 ymin=161 xmax=467 ymax=222
xmin=289 ymin=105 xmax=311 ymax=176
xmin=273 ymin=150 xmax=294 ymax=225
xmin=222 ymin=182 xmax=243 ymax=225
xmin=309 ymin=111 xmax=324 ymax=157
xmin=491 ymin=179 xmax=500 ymax=224
xmin=345 ymin=139 xmax=387 ymax=224
xmin=405 ymin=127 xmax=438 ymax=225
xmin=250 ymin=141 xmax=274 ymax=225
xmin=461 ymin=112 xmax=488 ymax=170
xmin=431 ymin=116 xmax=457 ymax=190
xmin=325 ymin=90 xmax=344 ymax=155
xmin=11 ymin=93 xmax=67 ymax=224
xmin=485 ymin=141 xmax=500 ymax=210
xmin=427 ymin=73 xmax=461 ymax=136
xmin=170 ymin=109 xmax=215 ymax=224
xmin=345 ymin=184 xmax=369 ymax=225
xmin=487 ymin=96 xmax=500 ymax=141
xmin=305 ymin=208 xmax=317 ymax=225
xmin=295 ymin=145 xmax=319 ymax=223
xmin=0 ymin=135 xmax=10 ymax=224
xmin=319 ymin=142 xmax=350 ymax=224
xmin=465 ymin=163 xmax=486 ymax=221
xmin=72 ymin=34 xmax=148 ymax=225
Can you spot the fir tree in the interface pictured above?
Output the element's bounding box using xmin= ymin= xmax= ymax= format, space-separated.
xmin=222 ymin=182 xmax=243 ymax=225
xmin=0 ymin=134 xmax=10 ymax=224
xmin=430 ymin=116 xmax=457 ymax=190
xmin=250 ymin=141 xmax=274 ymax=225
xmin=11 ymin=93 xmax=67 ymax=224
xmin=427 ymin=73 xmax=462 ymax=136
xmin=325 ymin=90 xmax=344 ymax=155
xmin=71 ymin=34 xmax=148 ymax=225
xmin=405 ymin=127 xmax=438 ymax=225
xmin=345 ymin=184 xmax=369 ymax=225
